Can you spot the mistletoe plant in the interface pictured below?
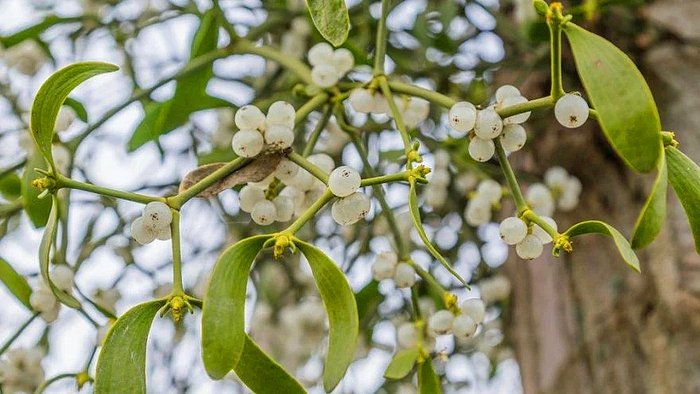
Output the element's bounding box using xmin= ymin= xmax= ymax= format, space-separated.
xmin=1 ymin=0 xmax=699 ymax=393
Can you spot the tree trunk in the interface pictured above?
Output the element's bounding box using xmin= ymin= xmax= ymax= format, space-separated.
xmin=502 ymin=3 xmax=700 ymax=393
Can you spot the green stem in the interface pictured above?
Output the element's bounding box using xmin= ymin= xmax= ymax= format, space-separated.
xmin=523 ymin=209 xmax=560 ymax=239
xmin=211 ymin=0 xmax=238 ymax=41
xmin=496 ymin=95 xmax=554 ymax=118
xmin=388 ymin=81 xmax=456 ymax=108
xmin=56 ymin=175 xmax=162 ymax=205
xmin=295 ymin=93 xmax=329 ymax=125
xmin=0 ymin=313 xmax=39 ymax=356
xmin=168 ymin=157 xmax=249 ymax=208
xmin=301 ymin=105 xmax=332 ymax=157
xmin=493 ymin=139 xmax=529 ymax=214
xmin=170 ymin=210 xmax=184 ymax=294
xmin=411 ymin=262 xmax=447 ymax=297
xmin=287 ymin=151 xmax=329 ymax=184
xmin=377 ymin=77 xmax=412 ymax=162
xmin=361 ymin=171 xmax=410 ymax=187
xmin=236 ymin=39 xmax=313 ymax=84
xmin=33 ymin=373 xmax=78 ymax=394
xmin=284 ymin=189 xmax=334 ymax=234
xmin=548 ymin=9 xmax=566 ymax=100
xmin=373 ymin=0 xmax=390 ymax=76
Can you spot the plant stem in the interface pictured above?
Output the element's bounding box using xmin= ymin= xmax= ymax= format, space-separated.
xmin=236 ymin=39 xmax=313 ymax=84
xmin=388 ymin=81 xmax=456 ymax=108
xmin=548 ymin=8 xmax=566 ymax=100
xmin=377 ymin=77 xmax=412 ymax=162
xmin=301 ymin=105 xmax=332 ymax=157
xmin=523 ymin=209 xmax=561 ymax=239
xmin=170 ymin=209 xmax=184 ymax=294
xmin=284 ymin=189 xmax=334 ymax=234
xmin=295 ymin=93 xmax=329 ymax=125
xmin=373 ymin=0 xmax=390 ymax=76
xmin=56 ymin=175 xmax=163 ymax=205
xmin=493 ymin=139 xmax=529 ymax=214
xmin=361 ymin=171 xmax=410 ymax=187
xmin=496 ymin=95 xmax=554 ymax=118
xmin=287 ymin=151 xmax=329 ymax=184
xmin=0 ymin=313 xmax=39 ymax=356
xmin=411 ymin=263 xmax=447 ymax=296
xmin=34 ymin=373 xmax=78 ymax=394
xmin=168 ymin=157 xmax=249 ymax=208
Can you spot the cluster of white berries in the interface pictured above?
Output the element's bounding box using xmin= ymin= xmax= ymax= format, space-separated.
xmin=231 ymin=101 xmax=296 ymax=158
xmin=370 ymin=251 xmax=417 ymax=288
xmin=2 ymin=40 xmax=46 ymax=76
xmin=29 ymin=265 xmax=73 ymax=322
xmin=426 ymin=298 xmax=486 ymax=339
xmin=464 ymin=179 xmax=503 ymax=226
xmin=308 ymin=43 xmax=354 ymax=88
xmin=449 ymin=85 xmax=530 ymax=162
xmin=349 ymin=88 xmax=430 ymax=128
xmin=280 ymin=17 xmax=311 ymax=60
xmin=424 ymin=150 xmax=451 ymax=209
xmin=239 ymin=182 xmax=294 ymax=225
xmin=0 ymin=348 xmax=45 ymax=393
xmin=525 ymin=167 xmax=582 ymax=217
xmin=329 ymin=166 xmax=372 ymax=226
xmin=499 ymin=215 xmax=557 ymax=260
xmin=554 ymin=93 xmax=589 ymax=128
xmin=130 ymin=202 xmax=172 ymax=245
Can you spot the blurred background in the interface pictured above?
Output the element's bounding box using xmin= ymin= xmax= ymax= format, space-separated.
xmin=0 ymin=0 xmax=698 ymax=393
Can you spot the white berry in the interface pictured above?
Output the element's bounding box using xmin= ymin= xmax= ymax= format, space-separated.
xmin=331 ymin=192 xmax=371 ymax=225
xmin=397 ymin=323 xmax=418 ymax=348
xmin=495 ymin=85 xmax=521 ymax=104
xmin=532 ymin=216 xmax=558 ymax=244
xmin=273 ymin=195 xmax=295 ymax=222
xmin=266 ymin=101 xmax=296 ymax=128
xmin=232 ymin=129 xmax=264 ymax=157
xmin=311 ymin=63 xmax=340 ymax=88
xmin=474 ymin=107 xmax=503 ymax=140
xmin=251 ymin=200 xmax=277 ymax=225
xmin=501 ymin=124 xmax=527 ymax=152
xmin=448 ymin=101 xmax=477 ymax=133
xmin=526 ymin=183 xmax=555 ymax=216
xmin=500 ymin=95 xmax=531 ymax=125
xmin=349 ymin=89 xmax=375 ymax=113
xmin=544 ymin=166 xmax=569 ymax=191
xmin=328 ymin=166 xmax=361 ymax=197
xmin=307 ymin=153 xmax=335 ymax=174
xmin=428 ymin=310 xmax=454 ymax=336
xmin=142 ymin=202 xmax=172 ymax=232
xmin=452 ymin=314 xmax=478 ymax=339
xmin=468 ymin=137 xmax=495 ymax=162
xmin=156 ymin=226 xmax=171 ymax=241
xmin=131 ymin=217 xmax=156 ymax=245
xmin=234 ymin=105 xmax=265 ymax=130
xmin=274 ymin=158 xmax=299 ymax=181
xmin=554 ymin=93 xmax=589 ymax=128
xmin=499 ymin=216 xmax=528 ymax=245
xmin=308 ymin=42 xmax=333 ymax=66
xmin=516 ymin=234 xmax=544 ymax=260
xmin=465 ymin=196 xmax=492 ymax=226
xmin=477 ymin=179 xmax=503 ymax=203
xmin=264 ymin=124 xmax=295 ymax=150
xmin=460 ymin=298 xmax=486 ymax=324
xmin=371 ymin=251 xmax=398 ymax=281
xmin=50 ymin=265 xmax=74 ymax=292
xmin=393 ymin=262 xmax=416 ymax=288
xmin=332 ymin=48 xmax=354 ymax=75
xmin=239 ymin=185 xmax=265 ymax=213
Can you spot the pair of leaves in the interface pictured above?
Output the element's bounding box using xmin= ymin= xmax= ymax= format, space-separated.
xmin=94 ymin=300 xmax=166 ymax=394
xmin=128 ymin=10 xmax=231 ymax=151
xmin=630 ymin=146 xmax=700 ymax=253
xmin=384 ymin=351 xmax=442 ymax=393
xmin=30 ymin=62 xmax=118 ymax=170
xmin=0 ymin=257 xmax=33 ymax=310
xmin=305 ymin=0 xmax=350 ymax=47
xmin=555 ymin=220 xmax=640 ymax=272
xmin=39 ymin=198 xmax=80 ymax=308
xmin=563 ymin=23 xmax=662 ymax=173
xmin=408 ymin=180 xmax=467 ymax=287
xmin=201 ymin=236 xmax=358 ymax=392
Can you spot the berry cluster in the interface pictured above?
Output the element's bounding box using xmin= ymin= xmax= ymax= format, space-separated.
xmin=498 ymin=216 xmax=556 ymax=260
xmin=232 ymin=101 xmax=296 ymax=158
xmin=349 ymin=88 xmax=430 ymax=128
xmin=0 ymin=348 xmax=45 ymax=393
xmin=464 ymin=179 xmax=503 ymax=226
xmin=370 ymin=251 xmax=417 ymax=288
xmin=426 ymin=298 xmax=486 ymax=340
xmin=449 ymin=85 xmax=530 ymax=162
xmin=130 ymin=202 xmax=172 ymax=245
xmin=424 ymin=150 xmax=451 ymax=209
xmin=308 ymin=43 xmax=354 ymax=88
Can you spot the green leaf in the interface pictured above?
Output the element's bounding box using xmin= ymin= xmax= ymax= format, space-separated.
xmin=0 ymin=16 xmax=81 ymax=48
xmin=0 ymin=173 xmax=22 ymax=200
xmin=305 ymin=0 xmax=350 ymax=47
xmin=557 ymin=220 xmax=640 ymax=272
xmin=666 ymin=146 xmax=700 ymax=253
xmin=563 ymin=23 xmax=662 ymax=173
xmin=128 ymin=10 xmax=231 ymax=151
xmin=201 ymin=235 xmax=270 ymax=379
xmin=384 ymin=347 xmax=420 ymax=380
xmin=0 ymin=257 xmax=33 ymax=310
xmin=408 ymin=180 xmax=467 ymax=287
xmin=355 ymin=280 xmax=382 ymax=326
xmin=38 ymin=197 xmax=80 ymax=308
xmin=296 ymin=239 xmax=358 ymax=392
xmin=30 ymin=62 xmax=118 ymax=168
xmin=63 ymin=97 xmax=89 ymax=123
xmin=95 ymin=300 xmax=166 ymax=394
xmin=21 ymin=152 xmax=51 ymax=227
xmin=631 ymin=156 xmax=668 ymax=249
xmin=233 ymin=334 xmax=306 ymax=394
xmin=417 ymin=360 xmax=442 ymax=394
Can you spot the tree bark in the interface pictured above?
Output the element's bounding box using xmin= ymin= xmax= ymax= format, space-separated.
xmin=501 ymin=3 xmax=700 ymax=393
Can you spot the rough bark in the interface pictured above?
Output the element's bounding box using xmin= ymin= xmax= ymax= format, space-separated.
xmin=501 ymin=2 xmax=700 ymax=393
